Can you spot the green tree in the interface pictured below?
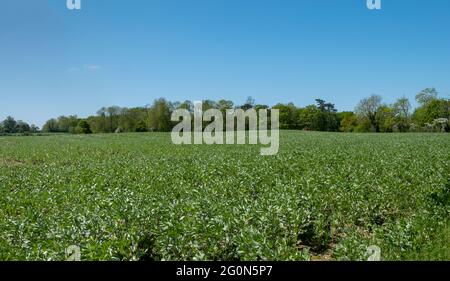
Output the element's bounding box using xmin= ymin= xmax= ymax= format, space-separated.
xmin=273 ymin=103 xmax=299 ymax=129
xmin=355 ymin=95 xmax=383 ymax=132
xmin=339 ymin=112 xmax=358 ymax=132
xmin=95 ymin=107 xmax=109 ymax=133
xmin=377 ymin=105 xmax=395 ymax=132
xmin=57 ymin=115 xmax=79 ymax=133
xmin=177 ymin=100 xmax=193 ymax=112
xmin=135 ymin=120 xmax=148 ymax=132
xmin=42 ymin=118 xmax=59 ymax=133
xmin=393 ymin=97 xmax=411 ymax=132
xmin=240 ymin=96 xmax=255 ymax=110
xmin=2 ymin=116 xmax=18 ymax=133
xmin=106 ymin=106 xmax=122 ymax=133
xmin=413 ymin=96 xmax=450 ymax=126
xmin=30 ymin=125 xmax=39 ymax=133
xmin=149 ymin=98 xmax=172 ymax=132
xmin=298 ymin=105 xmax=319 ymax=130
xmin=202 ymin=100 xmax=218 ymax=111
xmin=16 ymin=121 xmax=31 ymax=133
xmin=314 ymin=99 xmax=339 ymax=131
xmin=217 ymin=100 xmax=234 ymax=112
xmin=76 ymin=120 xmax=92 ymax=134
xmin=415 ymin=88 xmax=438 ymax=106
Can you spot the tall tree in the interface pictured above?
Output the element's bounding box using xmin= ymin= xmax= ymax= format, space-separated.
xmin=298 ymin=105 xmax=319 ymax=130
xmin=106 ymin=106 xmax=122 ymax=132
xmin=76 ymin=120 xmax=92 ymax=134
xmin=339 ymin=112 xmax=358 ymax=132
xmin=393 ymin=97 xmax=411 ymax=131
xmin=42 ymin=118 xmax=59 ymax=133
xmin=16 ymin=121 xmax=31 ymax=133
xmin=315 ymin=99 xmax=339 ymax=131
xmin=149 ymin=98 xmax=171 ymax=131
xmin=56 ymin=115 xmax=79 ymax=133
xmin=415 ymin=88 xmax=438 ymax=105
xmin=240 ymin=96 xmax=255 ymax=110
xmin=273 ymin=103 xmax=299 ymax=129
xmin=393 ymin=97 xmax=411 ymax=118
xmin=217 ymin=100 xmax=234 ymax=112
xmin=178 ymin=100 xmax=194 ymax=112
xmin=376 ymin=105 xmax=395 ymax=132
xmin=355 ymin=95 xmax=383 ymax=132
xmin=95 ymin=107 xmax=108 ymax=133
xmin=2 ymin=116 xmax=18 ymax=133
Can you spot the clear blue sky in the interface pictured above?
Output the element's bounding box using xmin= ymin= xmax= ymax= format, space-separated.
xmin=1 ymin=0 xmax=450 ymax=127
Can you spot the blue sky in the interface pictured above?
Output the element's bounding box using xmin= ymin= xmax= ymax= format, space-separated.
xmin=1 ymin=0 xmax=450 ymax=127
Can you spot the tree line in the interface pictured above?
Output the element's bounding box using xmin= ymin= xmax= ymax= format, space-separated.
xmin=0 ymin=116 xmax=39 ymax=135
xmin=2 ymin=88 xmax=449 ymax=135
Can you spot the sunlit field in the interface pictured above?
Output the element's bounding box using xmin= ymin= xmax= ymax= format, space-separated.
xmin=1 ymin=132 xmax=449 ymax=260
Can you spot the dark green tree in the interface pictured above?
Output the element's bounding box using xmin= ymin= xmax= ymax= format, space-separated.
xmin=2 ymin=116 xmax=18 ymax=133
xmin=76 ymin=120 xmax=92 ymax=134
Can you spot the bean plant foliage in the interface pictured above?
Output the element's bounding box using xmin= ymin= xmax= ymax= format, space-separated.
xmin=0 ymin=132 xmax=449 ymax=260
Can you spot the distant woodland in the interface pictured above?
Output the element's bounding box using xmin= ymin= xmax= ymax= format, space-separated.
xmin=1 ymin=88 xmax=449 ymax=135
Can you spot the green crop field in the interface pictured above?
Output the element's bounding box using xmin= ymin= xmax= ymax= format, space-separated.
xmin=0 ymin=132 xmax=449 ymax=261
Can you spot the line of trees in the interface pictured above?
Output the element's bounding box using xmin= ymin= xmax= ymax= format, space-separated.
xmin=351 ymin=88 xmax=450 ymax=132
xmin=33 ymin=87 xmax=448 ymax=134
xmin=0 ymin=116 xmax=39 ymax=135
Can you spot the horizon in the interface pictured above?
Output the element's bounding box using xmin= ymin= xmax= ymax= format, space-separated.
xmin=1 ymin=0 xmax=450 ymax=127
